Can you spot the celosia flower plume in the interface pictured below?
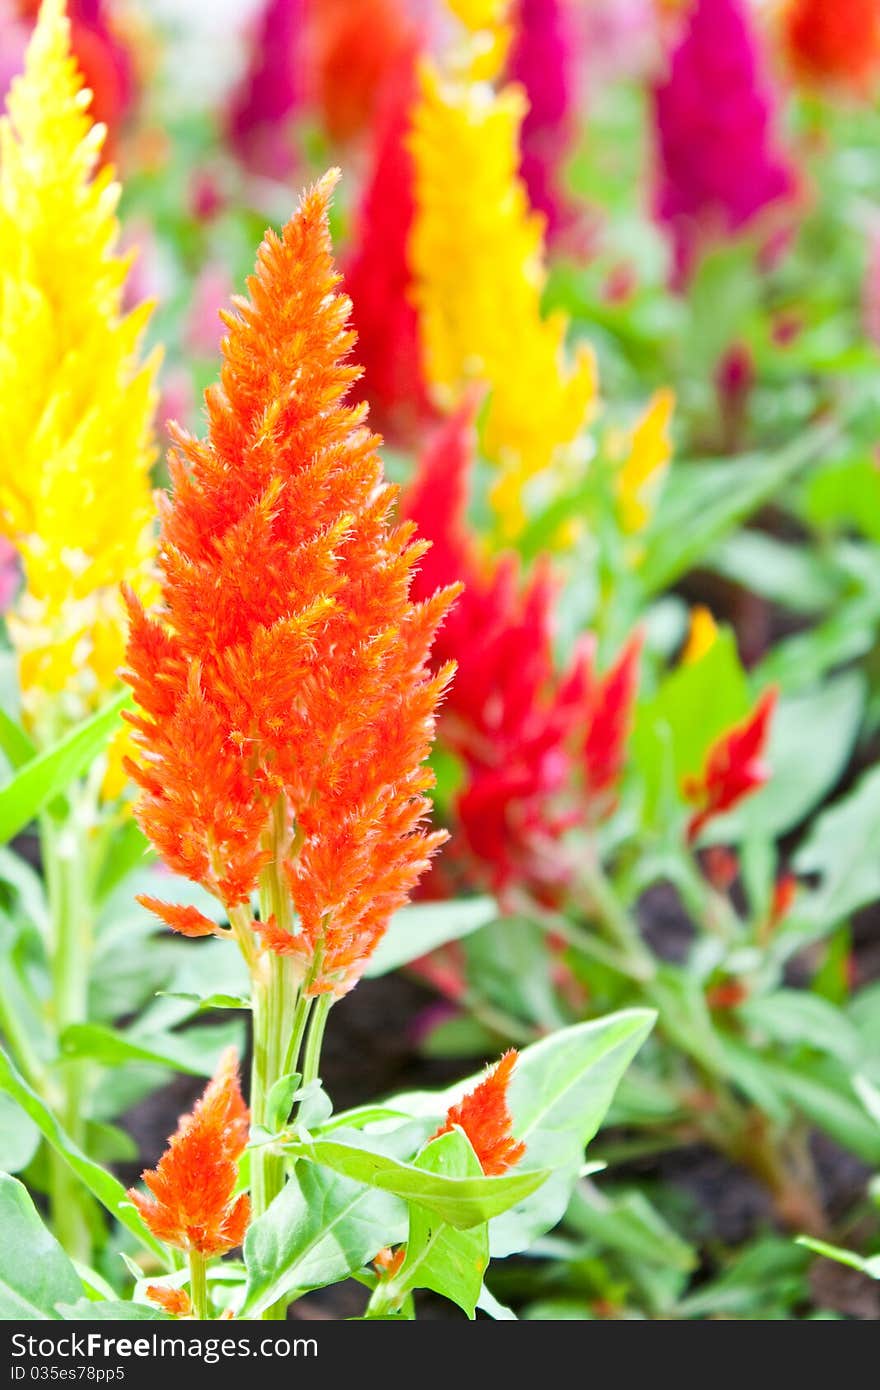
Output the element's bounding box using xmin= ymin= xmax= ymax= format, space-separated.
xmin=782 ymin=0 xmax=880 ymax=95
xmin=507 ymin=0 xmax=580 ymax=244
xmin=409 ymin=9 xmax=597 ymax=537
xmin=404 ymin=404 xmax=639 ymax=892
xmin=309 ymin=0 xmax=418 ymax=143
xmin=0 ymin=0 xmax=157 ymax=739
xmin=227 ymin=0 xmax=305 ymax=179
xmin=684 ymin=688 xmax=777 ymax=842
xmin=617 ymin=388 xmax=675 ymax=534
xmin=345 ymin=37 xmax=432 ymax=439
xmin=434 ymin=1049 xmax=526 ymax=1175
xmin=653 ymin=0 xmax=795 ymax=284
xmin=128 ymin=1049 xmax=250 ymax=1257
xmin=124 ymin=171 xmax=457 ymax=998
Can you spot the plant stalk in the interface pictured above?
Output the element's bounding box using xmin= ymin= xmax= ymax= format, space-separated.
xmin=188 ymin=1249 xmax=209 ymax=1320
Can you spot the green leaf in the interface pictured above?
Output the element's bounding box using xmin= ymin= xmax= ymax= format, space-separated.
xmin=565 ymin=1183 xmax=696 ymax=1272
xmin=290 ymin=1131 xmax=548 ymax=1229
xmin=464 ymin=918 xmax=567 ymax=1031
xmin=759 ymin=1056 xmax=880 ymax=1163
xmin=803 ymin=452 xmax=880 ymax=543
xmin=0 ymin=1173 xmax=83 ymax=1318
xmin=639 ymin=423 xmax=836 ymax=595
xmin=392 ymin=1130 xmax=488 ymax=1318
xmin=57 ymin=1300 xmax=170 ymax=1320
xmin=157 ymin=992 xmax=252 ymax=1013
xmin=738 ymin=990 xmax=861 ymax=1068
xmin=365 ymin=897 xmax=498 ymax=978
xmin=0 ymin=1090 xmax=41 ymax=1173
xmin=707 ymin=531 xmax=841 ymax=614
xmin=0 ymin=707 xmax=37 ymax=772
xmin=390 ymin=1009 xmax=655 ymax=1258
xmin=793 ymin=766 xmax=880 ymax=930
xmin=60 ymin=1020 xmax=243 ymax=1076
xmin=241 ymin=1161 xmax=407 ymax=1318
xmin=0 ymin=1048 xmax=169 ymax=1263
xmin=266 ymin=1073 xmax=301 ymax=1133
xmin=632 ymin=629 xmax=750 ymax=826
xmin=796 ymin=1238 xmax=880 ymax=1281
xmin=703 ymin=673 xmax=864 ymax=842
xmin=0 ymin=691 xmax=129 ymax=844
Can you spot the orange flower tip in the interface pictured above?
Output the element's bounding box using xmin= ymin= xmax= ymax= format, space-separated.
xmin=253 ymin=915 xmax=307 ymax=958
xmin=136 ymin=896 xmax=221 ymax=938
xmin=145 ymin=1285 xmax=192 ymax=1317
xmin=373 ymin=1245 xmax=406 ymax=1279
xmin=128 ymin=1049 xmax=251 ymax=1257
xmin=433 ymin=1048 xmax=526 ymax=1176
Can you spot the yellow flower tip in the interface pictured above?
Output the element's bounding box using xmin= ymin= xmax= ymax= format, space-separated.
xmin=0 ymin=0 xmax=157 ymax=740
xmin=681 ymin=606 xmax=719 ymax=666
xmin=617 ymin=388 xmax=676 ymax=534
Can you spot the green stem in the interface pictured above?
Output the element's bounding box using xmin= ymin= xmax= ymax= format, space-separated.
xmin=41 ymin=790 xmax=95 ymax=1263
xmin=188 ymin=1249 xmax=210 ymax=1320
xmin=300 ymin=993 xmax=331 ymax=1093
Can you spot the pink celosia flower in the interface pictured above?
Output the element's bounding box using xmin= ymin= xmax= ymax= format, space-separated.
xmin=184 ymin=264 xmax=235 ymax=359
xmin=227 ymin=0 xmax=304 ymax=179
xmin=653 ymin=0 xmax=796 ymax=285
xmin=507 ymin=0 xmax=580 ymax=245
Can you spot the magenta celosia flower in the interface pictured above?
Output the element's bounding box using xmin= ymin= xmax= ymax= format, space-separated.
xmin=653 ymin=0 xmax=796 ymax=285
xmin=227 ymin=0 xmax=304 ymax=179
xmin=507 ymin=0 xmax=580 ymax=245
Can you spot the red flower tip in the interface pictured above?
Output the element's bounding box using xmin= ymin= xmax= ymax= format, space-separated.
xmin=769 ymin=872 xmax=798 ymax=928
xmin=684 ymin=688 xmax=777 ymax=844
xmin=706 ymin=979 xmax=749 ymax=1011
xmin=373 ymin=1245 xmax=406 ymax=1278
xmin=145 ymin=1285 xmax=192 ymax=1317
xmin=127 ymin=1048 xmax=251 ymax=1257
xmin=433 ymin=1049 xmax=526 ymax=1176
xmin=136 ymin=896 xmax=220 ymax=938
xmin=584 ymin=632 xmax=643 ymax=803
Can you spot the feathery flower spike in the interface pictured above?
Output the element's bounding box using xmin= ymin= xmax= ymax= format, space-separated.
xmin=0 ymin=0 xmax=157 ymax=740
xmin=584 ymin=634 xmax=642 ymax=803
xmin=124 ymin=171 xmax=458 ymax=998
xmin=409 ymin=13 xmax=597 ymax=537
xmin=228 ymin=0 xmax=305 ymax=179
xmin=309 ymin=0 xmax=418 ymax=143
xmin=681 ymin=606 xmax=718 ymax=665
xmin=434 ymin=1049 xmax=526 ymax=1175
xmin=345 ymin=36 xmax=432 ymax=440
xmin=684 ymin=688 xmax=777 ymax=843
xmin=653 ymin=0 xmax=795 ymax=285
xmin=507 ymin=0 xmax=580 ymax=244
xmin=128 ymin=1049 xmax=250 ymax=1257
xmin=783 ymin=0 xmax=880 ymax=95
xmin=145 ymin=1286 xmax=192 ymax=1318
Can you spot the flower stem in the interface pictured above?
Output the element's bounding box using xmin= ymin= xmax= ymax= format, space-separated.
xmin=188 ymin=1249 xmax=209 ymax=1320
xmin=41 ymin=788 xmax=95 ymax=1263
xmin=300 ymin=993 xmax=331 ymax=1094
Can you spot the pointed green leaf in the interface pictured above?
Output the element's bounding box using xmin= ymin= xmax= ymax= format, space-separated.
xmin=0 ymin=1174 xmax=83 ymax=1319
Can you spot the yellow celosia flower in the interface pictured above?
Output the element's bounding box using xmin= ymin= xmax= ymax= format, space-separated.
xmin=617 ymin=389 xmax=675 ymax=534
xmin=446 ymin=0 xmax=512 ymax=77
xmin=409 ymin=59 xmax=596 ymax=538
xmin=681 ymin=605 xmax=719 ymax=665
xmin=0 ymin=0 xmax=158 ymax=744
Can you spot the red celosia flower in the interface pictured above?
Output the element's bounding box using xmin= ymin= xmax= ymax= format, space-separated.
xmin=308 ymin=0 xmax=416 ymax=143
xmin=124 ymin=172 xmax=457 ymax=997
xmin=128 ymin=1050 xmax=250 ymax=1257
xmin=145 ymin=1285 xmax=192 ymax=1317
xmin=706 ymin=979 xmax=749 ymax=1010
xmin=402 ymin=404 xmax=637 ymax=893
xmin=344 ymin=36 xmax=432 ymax=441
xmin=433 ymin=1049 xmax=526 ymax=1176
xmin=373 ymin=1245 xmax=406 ymax=1278
xmin=683 ymin=689 xmax=777 ymax=843
xmin=783 ymin=0 xmax=880 ymax=94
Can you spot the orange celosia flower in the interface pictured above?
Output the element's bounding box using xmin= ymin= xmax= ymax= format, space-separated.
xmin=309 ymin=0 xmax=417 ymax=142
xmin=128 ymin=1049 xmax=250 ymax=1257
xmin=123 ymin=171 xmax=458 ymax=997
xmin=433 ymin=1049 xmax=526 ymax=1176
xmin=145 ymin=1285 xmax=192 ymax=1317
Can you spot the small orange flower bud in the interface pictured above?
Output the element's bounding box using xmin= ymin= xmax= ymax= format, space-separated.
xmin=433 ymin=1049 xmax=526 ymax=1176
xmin=128 ymin=1049 xmax=250 ymax=1258
xmin=145 ymin=1285 xmax=192 ymax=1317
